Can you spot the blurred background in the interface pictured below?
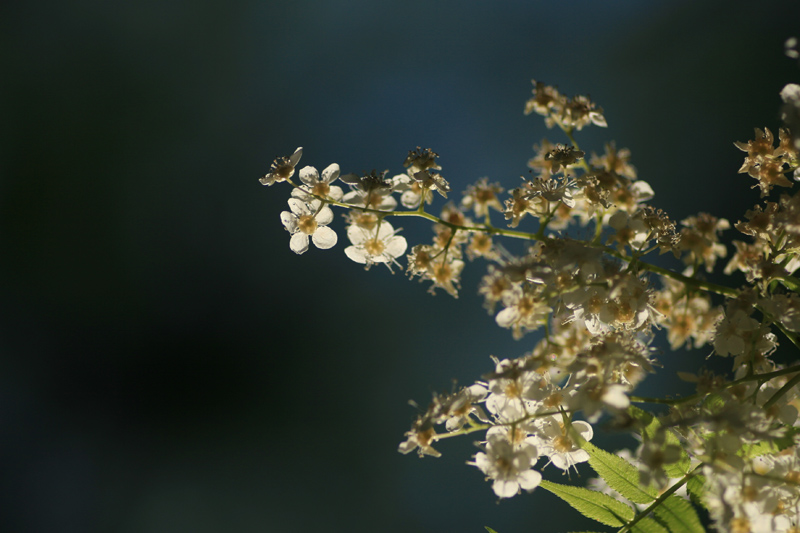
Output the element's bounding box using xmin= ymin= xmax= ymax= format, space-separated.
xmin=2 ymin=0 xmax=800 ymax=531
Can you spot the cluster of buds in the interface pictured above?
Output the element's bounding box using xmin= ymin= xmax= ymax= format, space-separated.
xmin=262 ymin=67 xmax=800 ymax=532
xmin=735 ymin=127 xmax=800 ymax=197
xmin=524 ymin=79 xmax=607 ymax=130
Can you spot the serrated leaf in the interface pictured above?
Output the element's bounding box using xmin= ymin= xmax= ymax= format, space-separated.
xmin=740 ymin=426 xmax=799 ymax=459
xmin=627 ymin=405 xmax=691 ymax=477
xmin=631 ymin=516 xmax=669 ymax=533
xmin=582 ymin=440 xmax=657 ymax=504
xmin=540 ymin=479 xmax=634 ymax=527
xmin=686 ymin=475 xmax=708 ymax=511
xmin=653 ymin=495 xmax=704 ymax=533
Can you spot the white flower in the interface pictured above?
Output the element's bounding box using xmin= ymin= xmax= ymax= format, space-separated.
xmin=340 ymin=170 xmax=398 ymax=211
xmin=280 ymin=198 xmax=337 ymax=255
xmin=471 ymin=432 xmax=541 ymax=499
xmin=292 ymin=164 xmax=344 ymax=202
xmin=445 ymin=383 xmax=488 ymax=431
xmin=391 ymin=173 xmax=432 ymax=209
xmin=261 ymin=147 xmax=302 ymax=186
xmin=713 ymin=310 xmax=759 ymax=356
xmin=344 ymin=221 xmax=407 ymax=270
xmin=532 ymin=416 xmax=592 ymax=471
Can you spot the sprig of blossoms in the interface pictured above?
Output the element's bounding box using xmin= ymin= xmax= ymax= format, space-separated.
xmin=261 ymin=71 xmax=800 ymax=533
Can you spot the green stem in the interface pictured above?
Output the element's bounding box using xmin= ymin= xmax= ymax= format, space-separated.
xmin=763 ymin=371 xmax=800 ymax=409
xmin=631 ymin=363 xmax=800 ymax=406
xmin=616 ymin=466 xmax=701 ymax=533
xmin=284 ymin=180 xmax=741 ymax=299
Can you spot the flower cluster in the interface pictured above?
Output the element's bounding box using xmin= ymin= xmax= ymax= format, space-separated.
xmin=262 ymin=51 xmax=800 ymax=532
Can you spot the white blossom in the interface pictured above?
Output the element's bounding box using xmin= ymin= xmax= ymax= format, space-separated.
xmin=470 ymin=431 xmax=541 ymax=499
xmin=344 ymin=221 xmax=407 ymax=270
xmin=292 ymin=164 xmax=343 ymax=202
xmin=280 ymin=198 xmax=337 ymax=255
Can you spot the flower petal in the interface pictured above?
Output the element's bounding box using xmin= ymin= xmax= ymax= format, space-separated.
xmin=280 ymin=211 xmax=297 ymax=233
xmin=572 ymin=420 xmax=594 ymax=441
xmin=287 ymin=198 xmax=309 ymax=216
xmin=377 ymin=195 xmax=398 ymax=211
xmin=401 ymin=190 xmax=421 ymax=209
xmin=289 ymin=232 xmax=309 ymax=255
xmin=344 ymin=245 xmax=368 ymax=264
xmin=298 ymin=166 xmax=319 ymax=186
xmin=288 ymin=147 xmax=303 ymax=166
xmin=492 ymin=480 xmax=519 ymax=499
xmin=384 ymin=235 xmax=407 ymax=258
xmin=312 ymin=226 xmax=337 ymax=250
xmin=495 ymin=307 xmax=519 ymax=328
xmin=315 ymin=206 xmax=334 ymax=226
xmin=328 ymin=185 xmax=344 ymax=201
xmin=346 ymin=224 xmax=369 ymax=245
xmin=321 ymin=163 xmax=340 ymax=184
xmin=376 ymin=221 xmax=396 ymax=239
xmin=517 ymin=469 xmax=542 ymax=491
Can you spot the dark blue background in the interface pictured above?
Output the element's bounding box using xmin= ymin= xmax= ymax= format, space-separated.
xmin=2 ymin=1 xmax=799 ymax=531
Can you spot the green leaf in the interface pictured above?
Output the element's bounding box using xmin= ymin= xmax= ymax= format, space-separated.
xmin=540 ymin=479 xmax=634 ymax=527
xmin=653 ymin=495 xmax=704 ymax=533
xmin=630 ymin=516 xmax=669 ymax=533
xmin=484 ymin=528 xmax=499 ymax=533
xmin=779 ymin=274 xmax=800 ymax=292
xmin=701 ymin=393 xmax=725 ymax=413
xmin=686 ymin=475 xmax=708 ymax=511
xmin=581 ymin=440 xmax=657 ymax=504
xmin=627 ymin=405 xmax=691 ymax=477
xmin=740 ymin=426 xmax=799 ymax=458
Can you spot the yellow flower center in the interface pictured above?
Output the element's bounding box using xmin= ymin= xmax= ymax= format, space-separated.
xmin=298 ymin=214 xmax=317 ymax=235
xmin=354 ymin=212 xmax=379 ymax=230
xmin=312 ymin=182 xmax=331 ymax=197
xmin=364 ymin=238 xmax=385 ymax=256
xmin=554 ymin=435 xmax=573 ymax=453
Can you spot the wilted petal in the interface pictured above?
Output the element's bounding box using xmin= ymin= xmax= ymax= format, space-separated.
xmin=397 ymin=439 xmax=418 ymax=455
xmin=289 ymin=232 xmax=309 ymax=255
xmin=312 ymin=226 xmax=337 ymax=249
